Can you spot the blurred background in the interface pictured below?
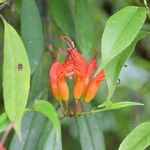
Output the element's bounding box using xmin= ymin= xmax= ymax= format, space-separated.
xmin=0 ymin=0 xmax=150 ymax=150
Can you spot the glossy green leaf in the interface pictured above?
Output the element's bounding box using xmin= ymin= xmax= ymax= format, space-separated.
xmin=99 ymin=6 xmax=147 ymax=70
xmin=98 ymin=101 xmax=143 ymax=110
xmin=48 ymin=0 xmax=75 ymax=35
xmin=21 ymin=0 xmax=44 ymax=73
xmin=105 ymin=31 xmax=150 ymax=100
xmin=0 ymin=0 xmax=6 ymax=4
xmin=119 ymin=122 xmax=150 ymax=150
xmin=9 ymin=51 xmax=61 ymax=150
xmin=75 ymin=0 xmax=94 ymax=60
xmin=2 ymin=18 xmax=30 ymax=135
xmin=0 ymin=113 xmax=9 ymax=133
xmin=33 ymin=100 xmax=60 ymax=133
xmin=76 ymin=114 xmax=105 ymax=150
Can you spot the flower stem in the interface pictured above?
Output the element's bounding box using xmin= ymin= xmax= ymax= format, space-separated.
xmin=76 ymin=107 xmax=109 ymax=116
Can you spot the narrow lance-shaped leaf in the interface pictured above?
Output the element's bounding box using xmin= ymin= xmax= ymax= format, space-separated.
xmin=10 ymin=113 xmax=62 ymax=150
xmin=96 ymin=6 xmax=147 ymax=74
xmin=48 ymin=0 xmax=75 ymax=36
xmin=21 ymin=0 xmax=44 ymax=73
xmin=105 ymin=31 xmax=150 ymax=100
xmin=75 ymin=0 xmax=94 ymax=60
xmin=2 ymin=17 xmax=30 ymax=135
xmin=9 ymin=52 xmax=60 ymax=150
xmin=119 ymin=122 xmax=150 ymax=150
xmin=98 ymin=101 xmax=143 ymax=110
xmin=76 ymin=114 xmax=105 ymax=150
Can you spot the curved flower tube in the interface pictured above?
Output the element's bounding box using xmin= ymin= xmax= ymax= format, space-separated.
xmin=49 ymin=62 xmax=62 ymax=101
xmin=84 ymin=71 xmax=105 ymax=103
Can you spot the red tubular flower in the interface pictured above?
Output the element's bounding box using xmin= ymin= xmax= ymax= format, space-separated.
xmin=83 ymin=58 xmax=97 ymax=93
xmin=49 ymin=62 xmax=62 ymax=101
xmin=49 ymin=36 xmax=106 ymax=104
xmin=60 ymin=36 xmax=87 ymax=100
xmin=49 ymin=62 xmax=70 ymax=102
xmin=73 ymin=53 xmax=87 ymax=99
xmin=57 ymin=62 xmax=70 ymax=102
xmin=84 ymin=70 xmax=105 ymax=103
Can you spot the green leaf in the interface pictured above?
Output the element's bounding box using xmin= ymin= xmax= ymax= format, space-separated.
xmin=10 ymin=112 xmax=62 ymax=150
xmin=76 ymin=114 xmax=105 ymax=150
xmin=79 ymin=101 xmax=143 ymax=115
xmin=37 ymin=120 xmax=62 ymax=150
xmin=28 ymin=51 xmax=52 ymax=106
xmin=98 ymin=101 xmax=143 ymax=110
xmin=21 ymin=0 xmax=44 ymax=73
xmin=105 ymin=31 xmax=150 ymax=100
xmin=0 ymin=113 xmax=9 ymax=133
xmin=75 ymin=0 xmax=94 ymax=60
xmin=0 ymin=0 xmax=6 ymax=4
xmin=100 ymin=6 xmax=147 ymax=70
xmin=119 ymin=122 xmax=150 ymax=150
xmin=48 ymin=0 xmax=75 ymax=35
xmin=2 ymin=17 xmax=30 ymax=135
xmin=33 ymin=100 xmax=61 ymax=134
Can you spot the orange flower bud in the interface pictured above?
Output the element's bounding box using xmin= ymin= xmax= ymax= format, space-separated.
xmin=71 ymin=51 xmax=87 ymax=99
xmin=57 ymin=77 xmax=69 ymax=102
xmin=56 ymin=63 xmax=70 ymax=102
xmin=74 ymin=76 xmax=85 ymax=99
xmin=83 ymin=58 xmax=97 ymax=94
xmin=84 ymin=71 xmax=105 ymax=103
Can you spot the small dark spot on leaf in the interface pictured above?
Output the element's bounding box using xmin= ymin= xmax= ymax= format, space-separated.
xmin=18 ymin=63 xmax=23 ymax=71
xmin=116 ymin=78 xmax=121 ymax=85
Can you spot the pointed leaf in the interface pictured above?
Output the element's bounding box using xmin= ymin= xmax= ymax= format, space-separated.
xmin=119 ymin=122 xmax=150 ymax=150
xmin=76 ymin=114 xmax=105 ymax=150
xmin=21 ymin=0 xmax=44 ymax=73
xmin=105 ymin=31 xmax=150 ymax=100
xmin=102 ymin=101 xmax=143 ymax=110
xmin=2 ymin=18 xmax=30 ymax=135
xmin=99 ymin=6 xmax=147 ymax=70
xmin=98 ymin=101 xmax=143 ymax=110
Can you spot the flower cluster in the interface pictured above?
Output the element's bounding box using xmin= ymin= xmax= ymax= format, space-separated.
xmin=49 ymin=36 xmax=105 ymax=114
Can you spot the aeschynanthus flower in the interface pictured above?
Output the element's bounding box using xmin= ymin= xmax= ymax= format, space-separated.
xmin=84 ymin=70 xmax=105 ymax=103
xmin=57 ymin=62 xmax=70 ymax=101
xmin=49 ymin=36 xmax=106 ymax=104
xmin=49 ymin=62 xmax=62 ymax=101
xmin=49 ymin=62 xmax=70 ymax=102
xmin=60 ymin=36 xmax=87 ymax=100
